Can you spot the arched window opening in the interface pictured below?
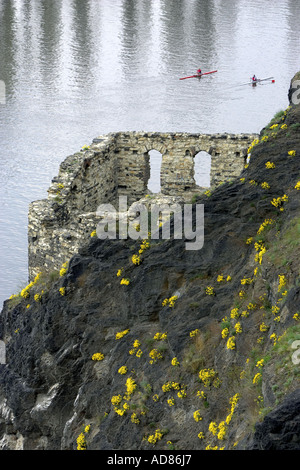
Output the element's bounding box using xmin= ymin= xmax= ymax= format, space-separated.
xmin=147 ymin=149 xmax=162 ymax=193
xmin=193 ymin=151 xmax=211 ymax=188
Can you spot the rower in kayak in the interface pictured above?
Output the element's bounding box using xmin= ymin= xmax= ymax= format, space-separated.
xmin=179 ymin=70 xmax=217 ymax=80
xmin=251 ymin=74 xmax=258 ymax=86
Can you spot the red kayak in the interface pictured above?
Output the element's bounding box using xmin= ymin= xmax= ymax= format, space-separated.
xmin=179 ymin=70 xmax=217 ymax=80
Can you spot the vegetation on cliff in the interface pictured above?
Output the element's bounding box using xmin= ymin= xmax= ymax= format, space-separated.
xmin=0 ymin=77 xmax=299 ymax=451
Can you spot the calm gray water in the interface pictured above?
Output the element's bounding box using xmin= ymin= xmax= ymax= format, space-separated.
xmin=1 ymin=0 xmax=300 ymax=307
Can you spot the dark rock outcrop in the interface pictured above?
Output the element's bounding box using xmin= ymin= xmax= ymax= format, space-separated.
xmin=0 ymin=74 xmax=299 ymax=450
xmin=248 ymin=389 xmax=300 ymax=450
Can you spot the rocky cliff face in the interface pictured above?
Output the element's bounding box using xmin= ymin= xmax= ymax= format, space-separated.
xmin=0 ymin=76 xmax=299 ymax=451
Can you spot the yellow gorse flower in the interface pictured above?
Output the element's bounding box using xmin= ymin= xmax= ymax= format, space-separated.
xmin=115 ymin=329 xmax=129 ymax=340
xmin=205 ymin=286 xmax=215 ymax=296
xmin=59 ymin=287 xmax=65 ymax=296
xmin=20 ymin=272 xmax=42 ymax=299
xmin=147 ymin=429 xmax=164 ymax=445
xmin=256 ymin=246 xmax=266 ymax=265
xmin=230 ymin=308 xmax=239 ymax=319
xmin=226 ymin=393 xmax=240 ymax=424
xmin=241 ymin=310 xmax=249 ymax=318
xmin=139 ymin=239 xmax=150 ymax=253
xmin=59 ymin=262 xmax=68 ymax=277
xmin=272 ymin=305 xmax=280 ymax=314
xmin=131 ymin=413 xmax=140 ymax=424
xmin=167 ymin=397 xmax=175 ymax=406
xmin=193 ymin=410 xmax=203 ymax=422
xmin=259 ymin=322 xmax=269 ymax=332
xmin=208 ymin=421 xmax=218 ymax=435
xmin=253 ymin=373 xmax=262 ymax=384
xmin=241 ymin=277 xmax=252 ymax=285
xmin=162 ymin=381 xmax=180 ymax=392
xmin=129 ymin=339 xmax=143 ymax=357
xmin=247 ymin=302 xmax=256 ymax=310
xmin=198 ymin=368 xmax=219 ymax=387
xmin=153 ymin=332 xmax=167 ymax=340
xmin=125 ymin=377 xmax=137 ymax=397
xmin=254 ymin=241 xmax=264 ymax=252
xmin=34 ymin=293 xmax=42 ymax=302
xmin=132 ymin=254 xmax=141 ymax=265
xmin=111 ymin=395 xmax=122 ymax=406
xmin=294 ymin=181 xmax=300 ymax=190
xmin=177 ymin=389 xmax=187 ymax=398
xmin=270 ymin=194 xmax=288 ymax=208
xmin=171 ymin=357 xmax=180 ymax=367
xmin=270 ymin=333 xmax=277 ymax=344
xmin=278 ymin=274 xmax=286 ymax=292
xmin=217 ymin=421 xmax=227 ymax=440
xmin=76 ymin=432 xmax=87 ymax=450
xmin=247 ymin=138 xmax=259 ymax=154
xmin=189 ymin=329 xmax=199 ymax=337
xmin=256 ymin=359 xmax=264 ymax=368
xmin=162 ymin=296 xmax=178 ymax=307
xmin=257 ymin=218 xmax=274 ymax=234
xmin=226 ymin=336 xmax=236 ymax=350
xmin=221 ymin=327 xmax=229 ymax=339
xmin=92 ymin=352 xmax=104 ymax=361
xmin=149 ymin=348 xmax=163 ymax=364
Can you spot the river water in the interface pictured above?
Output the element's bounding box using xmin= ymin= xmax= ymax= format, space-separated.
xmin=0 ymin=0 xmax=300 ymax=307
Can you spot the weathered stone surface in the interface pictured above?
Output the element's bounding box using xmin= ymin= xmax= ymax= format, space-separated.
xmin=28 ymin=131 xmax=257 ymax=280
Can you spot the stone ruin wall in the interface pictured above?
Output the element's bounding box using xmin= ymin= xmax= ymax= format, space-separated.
xmin=28 ymin=131 xmax=258 ymax=280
